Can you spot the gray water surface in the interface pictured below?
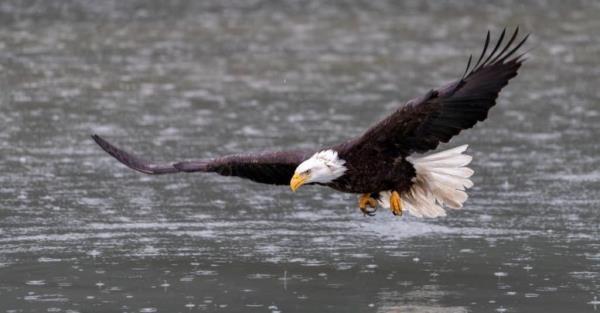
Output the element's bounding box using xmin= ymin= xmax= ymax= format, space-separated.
xmin=1 ymin=1 xmax=599 ymax=312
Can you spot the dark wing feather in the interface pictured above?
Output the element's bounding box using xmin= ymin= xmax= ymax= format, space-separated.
xmin=344 ymin=28 xmax=527 ymax=157
xmin=174 ymin=151 xmax=313 ymax=185
xmin=92 ymin=134 xmax=312 ymax=185
xmin=92 ymin=134 xmax=179 ymax=174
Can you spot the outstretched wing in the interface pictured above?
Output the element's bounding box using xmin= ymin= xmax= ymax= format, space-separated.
xmin=344 ymin=28 xmax=528 ymax=158
xmin=92 ymin=134 xmax=313 ymax=185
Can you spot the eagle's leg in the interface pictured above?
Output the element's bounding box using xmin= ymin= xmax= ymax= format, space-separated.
xmin=358 ymin=193 xmax=378 ymax=216
xmin=390 ymin=191 xmax=403 ymax=216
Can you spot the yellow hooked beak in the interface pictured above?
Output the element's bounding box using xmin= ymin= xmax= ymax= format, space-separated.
xmin=290 ymin=172 xmax=309 ymax=192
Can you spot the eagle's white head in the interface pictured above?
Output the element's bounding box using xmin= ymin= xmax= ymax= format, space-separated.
xmin=290 ymin=149 xmax=347 ymax=191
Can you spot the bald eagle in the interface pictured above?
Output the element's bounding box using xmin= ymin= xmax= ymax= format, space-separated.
xmin=93 ymin=28 xmax=528 ymax=218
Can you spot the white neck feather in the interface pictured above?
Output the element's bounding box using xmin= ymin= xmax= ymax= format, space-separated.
xmin=312 ymin=149 xmax=347 ymax=178
xmin=296 ymin=149 xmax=347 ymax=183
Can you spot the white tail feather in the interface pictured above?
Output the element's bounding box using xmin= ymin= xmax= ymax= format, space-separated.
xmin=417 ymin=145 xmax=469 ymax=161
xmin=378 ymin=145 xmax=474 ymax=218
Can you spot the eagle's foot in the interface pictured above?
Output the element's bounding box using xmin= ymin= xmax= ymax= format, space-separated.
xmin=390 ymin=191 xmax=403 ymax=216
xmin=358 ymin=193 xmax=378 ymax=216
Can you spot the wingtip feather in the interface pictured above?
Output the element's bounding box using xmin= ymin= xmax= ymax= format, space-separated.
xmin=91 ymin=134 xmax=179 ymax=175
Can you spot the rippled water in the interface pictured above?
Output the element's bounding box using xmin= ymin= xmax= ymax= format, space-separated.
xmin=1 ymin=1 xmax=599 ymax=312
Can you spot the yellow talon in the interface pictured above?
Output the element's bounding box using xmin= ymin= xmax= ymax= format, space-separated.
xmin=358 ymin=193 xmax=378 ymax=216
xmin=390 ymin=191 xmax=403 ymax=216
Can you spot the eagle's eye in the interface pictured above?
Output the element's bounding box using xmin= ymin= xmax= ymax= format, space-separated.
xmin=303 ymin=169 xmax=312 ymax=175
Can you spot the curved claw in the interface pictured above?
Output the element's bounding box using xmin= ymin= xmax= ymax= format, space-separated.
xmin=390 ymin=191 xmax=403 ymax=216
xmin=358 ymin=193 xmax=378 ymax=217
xmin=362 ymin=206 xmax=377 ymax=217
